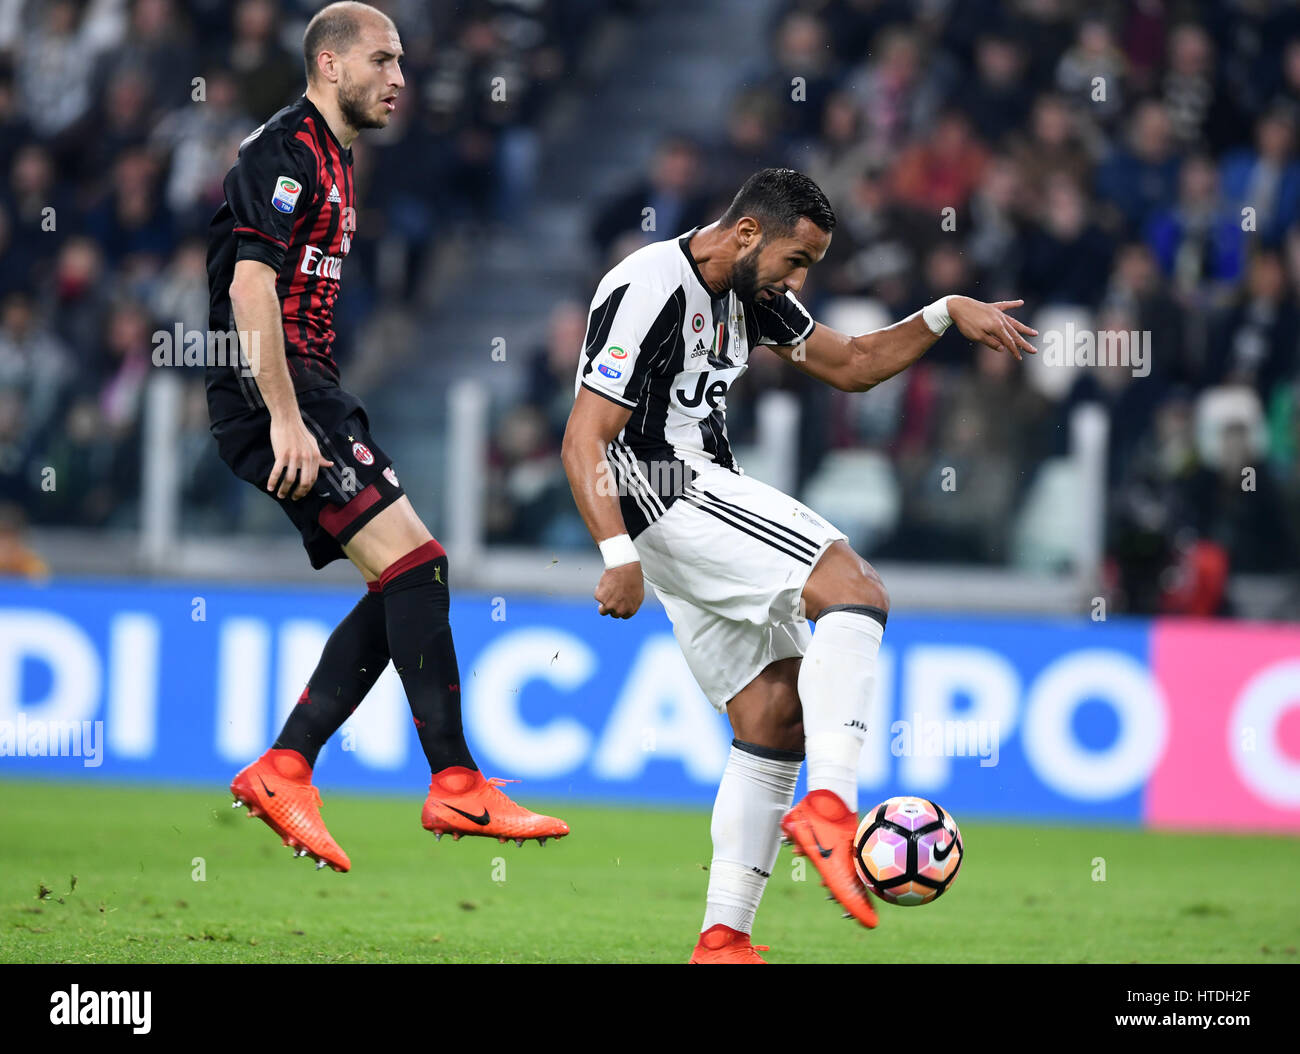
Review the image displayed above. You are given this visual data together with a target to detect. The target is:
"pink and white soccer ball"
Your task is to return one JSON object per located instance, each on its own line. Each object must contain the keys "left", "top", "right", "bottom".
{"left": 853, "top": 796, "right": 963, "bottom": 906}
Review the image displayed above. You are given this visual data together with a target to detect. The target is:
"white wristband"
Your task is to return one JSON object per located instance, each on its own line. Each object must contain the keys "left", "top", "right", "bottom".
{"left": 599, "top": 533, "right": 639, "bottom": 570}
{"left": 921, "top": 295, "right": 953, "bottom": 335}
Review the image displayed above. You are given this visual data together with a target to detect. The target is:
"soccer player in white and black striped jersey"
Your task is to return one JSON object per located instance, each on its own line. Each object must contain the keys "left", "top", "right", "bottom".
{"left": 562, "top": 168, "right": 1037, "bottom": 962}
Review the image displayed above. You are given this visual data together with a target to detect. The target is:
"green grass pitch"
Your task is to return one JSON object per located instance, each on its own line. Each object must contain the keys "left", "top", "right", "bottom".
{"left": 2, "top": 780, "right": 1297, "bottom": 964}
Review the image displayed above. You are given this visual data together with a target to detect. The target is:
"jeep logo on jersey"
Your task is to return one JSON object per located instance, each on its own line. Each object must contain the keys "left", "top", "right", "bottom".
{"left": 271, "top": 176, "right": 302, "bottom": 213}
{"left": 676, "top": 372, "right": 728, "bottom": 410}
{"left": 352, "top": 441, "right": 374, "bottom": 466}
{"left": 300, "top": 245, "right": 344, "bottom": 279}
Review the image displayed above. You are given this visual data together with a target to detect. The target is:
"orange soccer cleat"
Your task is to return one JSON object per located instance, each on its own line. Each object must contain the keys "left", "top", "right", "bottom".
{"left": 688, "top": 924, "right": 770, "bottom": 964}
{"left": 421, "top": 766, "right": 570, "bottom": 845}
{"left": 781, "top": 788, "right": 878, "bottom": 929}
{"left": 230, "top": 748, "right": 351, "bottom": 872}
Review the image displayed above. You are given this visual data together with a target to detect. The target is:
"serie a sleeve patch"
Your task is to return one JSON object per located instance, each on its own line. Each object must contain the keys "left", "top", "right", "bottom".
{"left": 271, "top": 176, "right": 303, "bottom": 214}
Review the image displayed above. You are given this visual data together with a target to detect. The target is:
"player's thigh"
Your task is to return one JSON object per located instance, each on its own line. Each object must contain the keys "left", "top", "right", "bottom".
{"left": 342, "top": 496, "right": 434, "bottom": 575}
{"left": 726, "top": 657, "right": 803, "bottom": 753}
{"left": 801, "top": 539, "right": 889, "bottom": 621}
{"left": 640, "top": 468, "right": 846, "bottom": 625}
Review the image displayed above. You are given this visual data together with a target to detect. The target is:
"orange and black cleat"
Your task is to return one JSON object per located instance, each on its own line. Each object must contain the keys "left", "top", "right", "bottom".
{"left": 781, "top": 789, "right": 878, "bottom": 929}
{"left": 688, "top": 924, "right": 770, "bottom": 964}
{"left": 230, "top": 748, "right": 351, "bottom": 873}
{"left": 421, "top": 766, "right": 570, "bottom": 846}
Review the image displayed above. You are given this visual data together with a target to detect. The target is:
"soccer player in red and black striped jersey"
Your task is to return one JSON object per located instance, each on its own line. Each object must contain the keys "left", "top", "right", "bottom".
{"left": 208, "top": 2, "right": 568, "bottom": 871}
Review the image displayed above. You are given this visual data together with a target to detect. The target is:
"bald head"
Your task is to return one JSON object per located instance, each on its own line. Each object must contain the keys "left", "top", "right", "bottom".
{"left": 302, "top": 1, "right": 404, "bottom": 138}
{"left": 304, "top": 2, "right": 395, "bottom": 85}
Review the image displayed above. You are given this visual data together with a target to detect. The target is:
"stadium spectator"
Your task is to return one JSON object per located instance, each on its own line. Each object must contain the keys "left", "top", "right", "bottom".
{"left": 5, "top": 144, "right": 67, "bottom": 284}
{"left": 1144, "top": 152, "right": 1246, "bottom": 297}
{"left": 959, "top": 30, "right": 1032, "bottom": 146}
{"left": 887, "top": 108, "right": 989, "bottom": 215}
{"left": 1219, "top": 105, "right": 1300, "bottom": 247}
{"left": 1206, "top": 250, "right": 1298, "bottom": 399}
{"left": 16, "top": 0, "right": 103, "bottom": 140}
{"left": 225, "top": 0, "right": 301, "bottom": 119}
{"left": 1095, "top": 99, "right": 1182, "bottom": 231}
{"left": 524, "top": 300, "right": 589, "bottom": 448}
{"left": 843, "top": 26, "right": 947, "bottom": 155}
{"left": 1019, "top": 175, "right": 1115, "bottom": 307}
{"left": 1009, "top": 92, "right": 1098, "bottom": 218}
{"left": 0, "top": 290, "right": 71, "bottom": 446}
{"left": 82, "top": 147, "right": 175, "bottom": 270}
{"left": 591, "top": 136, "right": 710, "bottom": 258}
{"left": 763, "top": 10, "right": 841, "bottom": 146}
{"left": 44, "top": 236, "right": 112, "bottom": 366}
{"left": 1055, "top": 16, "right": 1126, "bottom": 126}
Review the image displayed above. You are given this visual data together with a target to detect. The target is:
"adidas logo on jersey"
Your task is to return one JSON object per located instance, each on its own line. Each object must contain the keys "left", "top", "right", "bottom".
{"left": 327, "top": 183, "right": 341, "bottom": 203}
{"left": 688, "top": 338, "right": 708, "bottom": 359}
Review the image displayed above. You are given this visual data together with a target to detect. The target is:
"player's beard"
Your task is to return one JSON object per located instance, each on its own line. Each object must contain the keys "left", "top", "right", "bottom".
{"left": 338, "top": 69, "right": 386, "bottom": 130}
{"left": 730, "top": 240, "right": 765, "bottom": 303}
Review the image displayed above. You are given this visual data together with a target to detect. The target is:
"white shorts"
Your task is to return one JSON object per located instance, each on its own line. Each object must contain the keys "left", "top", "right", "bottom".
{"left": 633, "top": 464, "right": 847, "bottom": 712}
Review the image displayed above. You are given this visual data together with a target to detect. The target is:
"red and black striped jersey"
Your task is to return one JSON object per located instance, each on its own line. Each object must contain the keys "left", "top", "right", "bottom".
{"left": 206, "top": 94, "right": 356, "bottom": 418}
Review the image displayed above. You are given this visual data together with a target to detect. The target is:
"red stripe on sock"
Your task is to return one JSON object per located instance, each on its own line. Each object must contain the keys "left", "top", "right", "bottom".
{"left": 379, "top": 539, "right": 446, "bottom": 589}
{"left": 318, "top": 484, "right": 381, "bottom": 538}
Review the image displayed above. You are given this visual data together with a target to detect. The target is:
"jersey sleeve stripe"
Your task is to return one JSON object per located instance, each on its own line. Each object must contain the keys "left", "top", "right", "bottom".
{"left": 581, "top": 379, "right": 637, "bottom": 408}
{"left": 580, "top": 283, "right": 630, "bottom": 379}
{"left": 233, "top": 226, "right": 289, "bottom": 250}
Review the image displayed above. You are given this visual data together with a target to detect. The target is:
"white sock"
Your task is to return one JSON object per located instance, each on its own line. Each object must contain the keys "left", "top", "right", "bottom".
{"left": 701, "top": 740, "right": 802, "bottom": 935}
{"left": 798, "top": 606, "right": 886, "bottom": 812}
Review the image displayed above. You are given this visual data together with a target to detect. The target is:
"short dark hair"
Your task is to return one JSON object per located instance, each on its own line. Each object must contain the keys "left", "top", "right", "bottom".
{"left": 719, "top": 168, "right": 836, "bottom": 237}
{"left": 303, "top": 2, "right": 373, "bottom": 83}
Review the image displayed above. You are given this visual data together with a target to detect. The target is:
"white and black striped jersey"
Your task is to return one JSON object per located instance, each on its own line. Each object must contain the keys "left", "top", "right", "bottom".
{"left": 575, "top": 227, "right": 816, "bottom": 537}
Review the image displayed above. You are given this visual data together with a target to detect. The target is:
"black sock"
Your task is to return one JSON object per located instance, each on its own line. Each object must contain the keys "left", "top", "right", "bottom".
{"left": 273, "top": 585, "right": 390, "bottom": 767}
{"left": 380, "top": 541, "right": 477, "bottom": 773}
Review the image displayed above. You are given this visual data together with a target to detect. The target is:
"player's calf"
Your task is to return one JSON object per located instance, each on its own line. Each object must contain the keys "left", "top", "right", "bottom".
{"left": 785, "top": 540, "right": 889, "bottom": 927}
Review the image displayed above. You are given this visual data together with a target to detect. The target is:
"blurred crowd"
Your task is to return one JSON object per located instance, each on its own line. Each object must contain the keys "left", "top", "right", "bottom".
{"left": 3, "top": 0, "right": 1299, "bottom": 613}
{"left": 0, "top": 0, "right": 614, "bottom": 538}
{"left": 488, "top": 0, "right": 1300, "bottom": 613}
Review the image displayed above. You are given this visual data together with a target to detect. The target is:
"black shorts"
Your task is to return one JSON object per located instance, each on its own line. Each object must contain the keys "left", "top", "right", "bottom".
{"left": 210, "top": 386, "right": 405, "bottom": 569}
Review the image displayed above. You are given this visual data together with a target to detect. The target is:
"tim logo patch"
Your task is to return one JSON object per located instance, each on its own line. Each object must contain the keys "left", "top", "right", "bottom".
{"left": 597, "top": 363, "right": 622, "bottom": 379}
{"left": 272, "top": 176, "right": 302, "bottom": 213}
{"left": 352, "top": 441, "right": 374, "bottom": 466}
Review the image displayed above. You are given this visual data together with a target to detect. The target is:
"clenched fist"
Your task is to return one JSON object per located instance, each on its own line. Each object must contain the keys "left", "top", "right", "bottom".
{"left": 595, "top": 562, "right": 644, "bottom": 619}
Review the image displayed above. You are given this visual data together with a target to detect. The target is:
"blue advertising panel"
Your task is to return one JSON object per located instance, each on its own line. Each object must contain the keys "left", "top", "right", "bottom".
{"left": 1, "top": 580, "right": 1298, "bottom": 830}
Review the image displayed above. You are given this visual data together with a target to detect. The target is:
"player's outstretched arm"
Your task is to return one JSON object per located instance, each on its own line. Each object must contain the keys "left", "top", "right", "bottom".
{"left": 229, "top": 259, "right": 334, "bottom": 500}
{"left": 769, "top": 296, "right": 1038, "bottom": 393}
{"left": 561, "top": 386, "right": 644, "bottom": 619}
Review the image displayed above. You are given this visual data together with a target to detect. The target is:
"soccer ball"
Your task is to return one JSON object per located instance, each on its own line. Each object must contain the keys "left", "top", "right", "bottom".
{"left": 853, "top": 796, "right": 963, "bottom": 906}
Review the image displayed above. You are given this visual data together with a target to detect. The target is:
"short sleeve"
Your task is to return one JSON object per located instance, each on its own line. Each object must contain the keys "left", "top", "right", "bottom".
{"left": 754, "top": 290, "right": 815, "bottom": 346}
{"left": 224, "top": 124, "right": 315, "bottom": 273}
{"left": 576, "top": 281, "right": 679, "bottom": 408}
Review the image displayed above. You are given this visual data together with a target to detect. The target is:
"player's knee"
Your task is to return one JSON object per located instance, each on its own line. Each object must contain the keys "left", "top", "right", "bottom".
{"left": 806, "top": 563, "right": 889, "bottom": 621}
{"left": 858, "top": 564, "right": 889, "bottom": 614}
{"left": 736, "top": 694, "right": 803, "bottom": 753}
